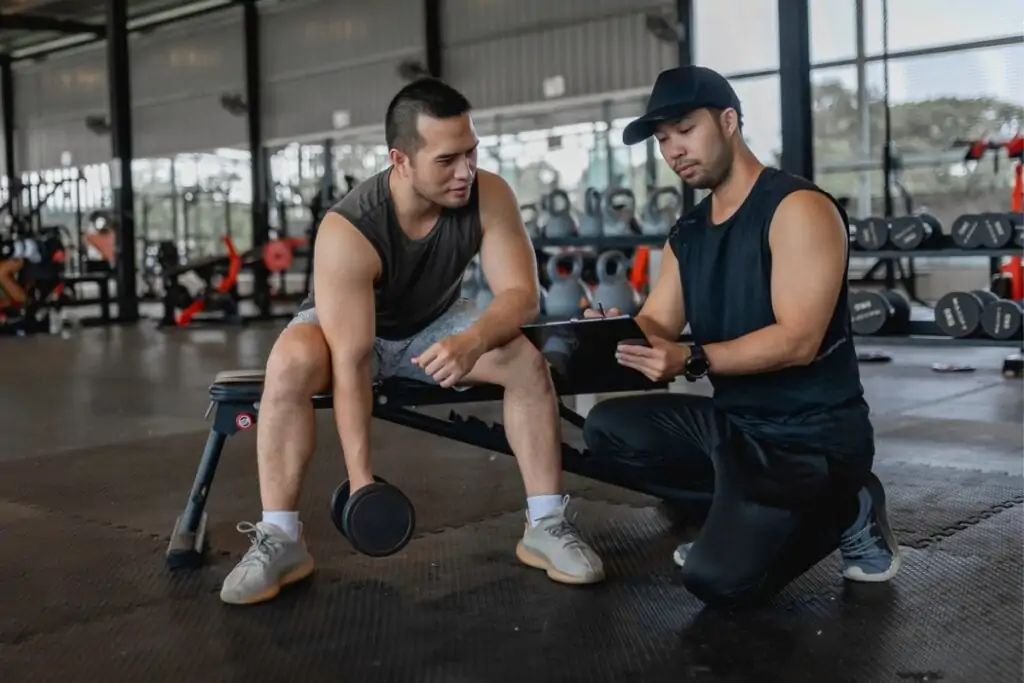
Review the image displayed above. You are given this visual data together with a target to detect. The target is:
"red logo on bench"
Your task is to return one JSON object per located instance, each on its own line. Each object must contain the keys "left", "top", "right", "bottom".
{"left": 236, "top": 413, "right": 255, "bottom": 430}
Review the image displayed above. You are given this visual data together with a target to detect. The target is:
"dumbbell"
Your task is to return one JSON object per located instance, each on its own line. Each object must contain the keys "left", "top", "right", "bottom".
{"left": 889, "top": 214, "right": 943, "bottom": 250}
{"left": 950, "top": 214, "right": 984, "bottom": 249}
{"left": 329, "top": 475, "right": 416, "bottom": 557}
{"left": 849, "top": 289, "right": 911, "bottom": 336}
{"left": 978, "top": 213, "right": 1015, "bottom": 248}
{"left": 854, "top": 217, "right": 891, "bottom": 251}
{"left": 980, "top": 298, "right": 1024, "bottom": 341}
{"left": 933, "top": 290, "right": 1000, "bottom": 338}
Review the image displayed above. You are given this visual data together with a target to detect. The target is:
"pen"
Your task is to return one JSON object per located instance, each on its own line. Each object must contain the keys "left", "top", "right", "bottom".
{"left": 597, "top": 303, "right": 606, "bottom": 318}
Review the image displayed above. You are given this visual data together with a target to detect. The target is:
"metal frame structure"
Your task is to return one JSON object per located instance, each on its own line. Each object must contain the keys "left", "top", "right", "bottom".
{"left": 0, "top": 0, "right": 1020, "bottom": 324}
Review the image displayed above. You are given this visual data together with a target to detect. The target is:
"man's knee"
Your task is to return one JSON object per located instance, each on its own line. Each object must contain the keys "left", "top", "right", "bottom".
{"left": 581, "top": 397, "right": 637, "bottom": 454}
{"left": 680, "top": 552, "right": 766, "bottom": 607}
{"left": 264, "top": 324, "right": 331, "bottom": 397}
{"left": 487, "top": 335, "right": 552, "bottom": 389}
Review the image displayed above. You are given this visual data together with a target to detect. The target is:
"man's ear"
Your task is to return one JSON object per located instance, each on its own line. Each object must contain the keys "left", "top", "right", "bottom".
{"left": 720, "top": 108, "right": 740, "bottom": 137}
{"left": 388, "top": 148, "right": 411, "bottom": 174}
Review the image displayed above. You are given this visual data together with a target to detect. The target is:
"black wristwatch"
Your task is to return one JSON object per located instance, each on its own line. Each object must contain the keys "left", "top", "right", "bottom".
{"left": 684, "top": 344, "right": 710, "bottom": 382}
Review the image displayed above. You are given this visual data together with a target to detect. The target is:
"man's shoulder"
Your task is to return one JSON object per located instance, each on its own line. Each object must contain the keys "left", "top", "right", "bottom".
{"left": 330, "top": 169, "right": 391, "bottom": 225}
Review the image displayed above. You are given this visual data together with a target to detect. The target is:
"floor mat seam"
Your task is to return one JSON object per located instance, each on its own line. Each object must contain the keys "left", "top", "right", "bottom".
{"left": 904, "top": 496, "right": 1024, "bottom": 550}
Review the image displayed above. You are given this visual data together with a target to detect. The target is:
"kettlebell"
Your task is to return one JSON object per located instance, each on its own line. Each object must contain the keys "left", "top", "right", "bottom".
{"left": 545, "top": 252, "right": 590, "bottom": 318}
{"left": 642, "top": 187, "right": 682, "bottom": 235}
{"left": 593, "top": 250, "right": 638, "bottom": 315}
{"left": 543, "top": 189, "right": 577, "bottom": 238}
{"left": 520, "top": 203, "right": 541, "bottom": 239}
{"left": 602, "top": 188, "right": 638, "bottom": 237}
{"left": 577, "top": 187, "right": 604, "bottom": 237}
{"left": 474, "top": 264, "right": 494, "bottom": 309}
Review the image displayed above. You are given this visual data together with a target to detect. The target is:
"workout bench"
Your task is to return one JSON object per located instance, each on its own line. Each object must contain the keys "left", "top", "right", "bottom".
{"left": 166, "top": 369, "right": 691, "bottom": 570}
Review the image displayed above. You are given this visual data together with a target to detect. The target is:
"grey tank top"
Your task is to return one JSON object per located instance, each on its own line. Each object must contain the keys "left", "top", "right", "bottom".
{"left": 300, "top": 168, "right": 483, "bottom": 340}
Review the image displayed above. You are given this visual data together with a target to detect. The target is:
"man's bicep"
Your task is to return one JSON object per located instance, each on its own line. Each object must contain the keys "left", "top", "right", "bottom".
{"left": 312, "top": 213, "right": 379, "bottom": 358}
{"left": 770, "top": 192, "right": 847, "bottom": 343}
{"left": 477, "top": 172, "right": 539, "bottom": 296}
{"left": 637, "top": 241, "right": 686, "bottom": 339}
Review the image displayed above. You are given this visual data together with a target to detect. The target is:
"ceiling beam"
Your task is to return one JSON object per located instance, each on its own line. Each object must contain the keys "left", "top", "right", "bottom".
{"left": 0, "top": 12, "right": 105, "bottom": 35}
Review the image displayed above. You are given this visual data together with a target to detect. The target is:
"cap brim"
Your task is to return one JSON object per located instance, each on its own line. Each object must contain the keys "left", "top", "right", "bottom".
{"left": 621, "top": 102, "right": 698, "bottom": 145}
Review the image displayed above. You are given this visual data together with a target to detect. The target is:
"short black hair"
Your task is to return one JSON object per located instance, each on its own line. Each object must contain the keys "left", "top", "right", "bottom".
{"left": 385, "top": 78, "right": 472, "bottom": 154}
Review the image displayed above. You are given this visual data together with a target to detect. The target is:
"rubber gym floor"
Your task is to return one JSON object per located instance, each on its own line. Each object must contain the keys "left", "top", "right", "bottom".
{"left": 0, "top": 324, "right": 1020, "bottom": 683}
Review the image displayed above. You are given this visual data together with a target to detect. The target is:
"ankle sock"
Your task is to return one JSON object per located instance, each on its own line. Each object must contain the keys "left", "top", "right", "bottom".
{"left": 527, "top": 494, "right": 564, "bottom": 526}
{"left": 262, "top": 510, "right": 300, "bottom": 541}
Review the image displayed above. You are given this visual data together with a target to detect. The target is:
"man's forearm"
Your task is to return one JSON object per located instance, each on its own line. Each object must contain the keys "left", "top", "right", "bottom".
{"left": 704, "top": 324, "right": 813, "bottom": 376}
{"left": 331, "top": 357, "right": 374, "bottom": 482}
{"left": 467, "top": 289, "right": 539, "bottom": 351}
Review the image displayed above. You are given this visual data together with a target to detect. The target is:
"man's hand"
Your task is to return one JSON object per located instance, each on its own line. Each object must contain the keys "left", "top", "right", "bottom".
{"left": 412, "top": 331, "right": 486, "bottom": 388}
{"left": 616, "top": 337, "right": 689, "bottom": 382}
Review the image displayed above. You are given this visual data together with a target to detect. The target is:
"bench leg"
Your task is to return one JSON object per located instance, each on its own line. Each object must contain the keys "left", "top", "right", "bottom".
{"left": 166, "top": 427, "right": 227, "bottom": 569}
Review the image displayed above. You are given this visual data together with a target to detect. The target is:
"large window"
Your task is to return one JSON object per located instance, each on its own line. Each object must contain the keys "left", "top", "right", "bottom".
{"left": 694, "top": 0, "right": 779, "bottom": 74}
{"left": 811, "top": 66, "right": 862, "bottom": 168}
{"left": 809, "top": 0, "right": 857, "bottom": 64}
{"left": 864, "top": 0, "right": 1024, "bottom": 55}
{"left": 732, "top": 75, "right": 782, "bottom": 164}
{"left": 866, "top": 43, "right": 1023, "bottom": 157}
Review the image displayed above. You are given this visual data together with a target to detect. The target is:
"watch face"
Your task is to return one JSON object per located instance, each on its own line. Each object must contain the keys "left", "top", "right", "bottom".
{"left": 689, "top": 356, "right": 710, "bottom": 376}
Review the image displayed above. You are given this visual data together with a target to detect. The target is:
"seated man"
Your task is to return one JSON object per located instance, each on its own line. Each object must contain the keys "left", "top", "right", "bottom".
{"left": 221, "top": 78, "right": 604, "bottom": 605}
{"left": 582, "top": 66, "right": 901, "bottom": 606}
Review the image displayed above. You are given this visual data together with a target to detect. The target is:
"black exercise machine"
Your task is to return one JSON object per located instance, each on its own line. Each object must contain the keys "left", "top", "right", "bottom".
{"left": 166, "top": 349, "right": 699, "bottom": 569}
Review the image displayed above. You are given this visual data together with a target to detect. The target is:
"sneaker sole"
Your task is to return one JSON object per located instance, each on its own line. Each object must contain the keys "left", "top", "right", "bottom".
{"left": 221, "top": 555, "right": 317, "bottom": 605}
{"left": 515, "top": 541, "right": 605, "bottom": 585}
{"left": 844, "top": 473, "right": 902, "bottom": 583}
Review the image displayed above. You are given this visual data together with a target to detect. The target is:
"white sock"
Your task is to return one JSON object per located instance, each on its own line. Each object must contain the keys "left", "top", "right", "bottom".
{"left": 262, "top": 510, "right": 300, "bottom": 541}
{"left": 527, "top": 494, "right": 564, "bottom": 526}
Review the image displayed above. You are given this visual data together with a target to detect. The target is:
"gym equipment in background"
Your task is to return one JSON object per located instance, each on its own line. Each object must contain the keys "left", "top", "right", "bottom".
{"left": 853, "top": 217, "right": 892, "bottom": 251}
{"left": 980, "top": 298, "right": 1023, "bottom": 341}
{"left": 545, "top": 252, "right": 590, "bottom": 318}
{"left": 934, "top": 290, "right": 1000, "bottom": 339}
{"left": 577, "top": 188, "right": 603, "bottom": 238}
{"left": 849, "top": 289, "right": 911, "bottom": 336}
{"left": 592, "top": 250, "right": 639, "bottom": 315}
{"left": 889, "top": 214, "right": 943, "bottom": 250}
{"left": 521, "top": 203, "right": 541, "bottom": 238}
{"left": 601, "top": 188, "right": 638, "bottom": 237}
{"left": 542, "top": 189, "right": 576, "bottom": 238}
{"left": 641, "top": 187, "right": 682, "bottom": 235}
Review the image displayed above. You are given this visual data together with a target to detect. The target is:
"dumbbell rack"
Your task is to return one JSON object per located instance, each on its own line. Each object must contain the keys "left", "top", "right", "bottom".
{"left": 850, "top": 245, "right": 1022, "bottom": 347}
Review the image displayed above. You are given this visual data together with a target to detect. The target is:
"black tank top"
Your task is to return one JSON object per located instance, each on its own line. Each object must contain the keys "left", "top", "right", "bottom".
{"left": 300, "top": 168, "right": 483, "bottom": 340}
{"left": 670, "top": 168, "right": 874, "bottom": 459}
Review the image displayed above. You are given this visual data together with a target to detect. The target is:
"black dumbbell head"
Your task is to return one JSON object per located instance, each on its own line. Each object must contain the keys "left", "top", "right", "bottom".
{"left": 934, "top": 291, "right": 986, "bottom": 338}
{"left": 950, "top": 214, "right": 984, "bottom": 249}
{"left": 341, "top": 481, "right": 415, "bottom": 557}
{"left": 980, "top": 299, "right": 1024, "bottom": 341}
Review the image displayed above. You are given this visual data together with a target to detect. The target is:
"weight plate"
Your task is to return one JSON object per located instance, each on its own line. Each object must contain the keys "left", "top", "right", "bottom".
{"left": 329, "top": 475, "right": 389, "bottom": 538}
{"left": 980, "top": 299, "right": 1024, "bottom": 340}
{"left": 950, "top": 214, "right": 983, "bottom": 249}
{"left": 849, "top": 290, "right": 889, "bottom": 335}
{"left": 934, "top": 291, "right": 984, "bottom": 338}
{"left": 978, "top": 213, "right": 1014, "bottom": 249}
{"left": 343, "top": 482, "right": 415, "bottom": 558}
{"left": 890, "top": 216, "right": 925, "bottom": 250}
{"left": 855, "top": 218, "right": 890, "bottom": 251}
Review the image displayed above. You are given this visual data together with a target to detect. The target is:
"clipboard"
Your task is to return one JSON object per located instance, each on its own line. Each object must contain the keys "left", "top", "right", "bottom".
{"left": 520, "top": 315, "right": 661, "bottom": 394}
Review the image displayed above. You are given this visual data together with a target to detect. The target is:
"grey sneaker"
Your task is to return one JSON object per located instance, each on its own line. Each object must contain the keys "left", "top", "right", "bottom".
{"left": 515, "top": 496, "right": 605, "bottom": 585}
{"left": 840, "top": 474, "right": 902, "bottom": 582}
{"left": 220, "top": 521, "right": 316, "bottom": 605}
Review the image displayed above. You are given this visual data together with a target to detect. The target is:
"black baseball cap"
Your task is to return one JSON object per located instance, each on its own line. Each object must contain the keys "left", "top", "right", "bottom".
{"left": 622, "top": 66, "right": 742, "bottom": 145}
